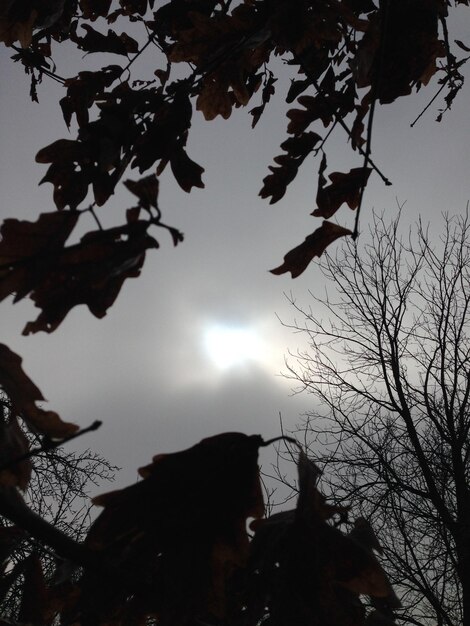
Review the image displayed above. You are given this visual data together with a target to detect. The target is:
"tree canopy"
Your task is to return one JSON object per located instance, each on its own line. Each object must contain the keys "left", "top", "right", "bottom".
{"left": 0, "top": 0, "right": 469, "bottom": 333}
{"left": 1, "top": 1, "right": 470, "bottom": 624}
{"left": 0, "top": 431, "right": 400, "bottom": 626}
{"left": 284, "top": 211, "right": 470, "bottom": 625}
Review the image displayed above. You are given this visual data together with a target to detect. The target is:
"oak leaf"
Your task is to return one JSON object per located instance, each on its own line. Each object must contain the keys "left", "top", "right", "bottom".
{"left": 196, "top": 76, "right": 234, "bottom": 120}
{"left": 260, "top": 132, "right": 321, "bottom": 204}
{"left": 170, "top": 147, "right": 205, "bottom": 193}
{"left": 72, "top": 24, "right": 139, "bottom": 56}
{"left": 82, "top": 433, "right": 265, "bottom": 625}
{"left": 244, "top": 451, "right": 399, "bottom": 626}
{"left": 22, "top": 222, "right": 158, "bottom": 335}
{"left": 270, "top": 221, "right": 352, "bottom": 278}
{"left": 124, "top": 174, "right": 160, "bottom": 209}
{"left": 0, "top": 417, "right": 31, "bottom": 490}
{"left": 314, "top": 164, "right": 372, "bottom": 219}
{"left": 0, "top": 7, "right": 37, "bottom": 47}
{"left": 0, "top": 343, "right": 77, "bottom": 439}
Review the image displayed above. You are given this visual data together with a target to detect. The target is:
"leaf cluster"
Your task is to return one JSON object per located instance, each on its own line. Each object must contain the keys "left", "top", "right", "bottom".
{"left": 0, "top": 432, "right": 400, "bottom": 626}
{"left": 0, "top": 0, "right": 467, "bottom": 339}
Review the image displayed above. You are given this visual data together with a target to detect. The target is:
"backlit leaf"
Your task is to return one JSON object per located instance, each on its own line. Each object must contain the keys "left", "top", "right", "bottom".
{"left": 314, "top": 166, "right": 372, "bottom": 219}
{"left": 0, "top": 344, "right": 78, "bottom": 439}
{"left": 83, "top": 433, "right": 265, "bottom": 624}
{"left": 0, "top": 418, "right": 32, "bottom": 490}
{"left": 270, "top": 222, "right": 352, "bottom": 278}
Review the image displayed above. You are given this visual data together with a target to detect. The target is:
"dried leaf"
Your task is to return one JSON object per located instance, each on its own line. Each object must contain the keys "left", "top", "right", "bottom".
{"left": 84, "top": 433, "right": 265, "bottom": 624}
{"left": 0, "top": 212, "right": 79, "bottom": 303}
{"left": 270, "top": 222, "right": 352, "bottom": 278}
{"left": 355, "top": 0, "right": 443, "bottom": 103}
{"left": 0, "top": 8, "right": 37, "bottom": 47}
{"left": 349, "top": 518, "right": 383, "bottom": 555}
{"left": 0, "top": 344, "right": 78, "bottom": 438}
{"left": 0, "top": 418, "right": 32, "bottom": 490}
{"left": 246, "top": 451, "right": 399, "bottom": 626}
{"left": 73, "top": 24, "right": 139, "bottom": 55}
{"left": 259, "top": 132, "right": 321, "bottom": 204}
{"left": 196, "top": 77, "right": 234, "bottom": 121}
{"left": 170, "top": 148, "right": 205, "bottom": 193}
{"left": 314, "top": 166, "right": 372, "bottom": 219}
{"left": 22, "top": 223, "right": 158, "bottom": 335}
{"left": 250, "top": 71, "right": 277, "bottom": 128}
{"left": 124, "top": 175, "right": 159, "bottom": 209}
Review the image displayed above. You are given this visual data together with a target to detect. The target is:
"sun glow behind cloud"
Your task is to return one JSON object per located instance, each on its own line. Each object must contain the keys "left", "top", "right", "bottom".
{"left": 203, "top": 324, "right": 263, "bottom": 370}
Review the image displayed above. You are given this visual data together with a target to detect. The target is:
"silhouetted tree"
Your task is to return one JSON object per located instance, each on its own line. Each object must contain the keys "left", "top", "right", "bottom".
{"left": 284, "top": 211, "right": 470, "bottom": 625}
{"left": 0, "top": 2, "right": 469, "bottom": 624}
{"left": 0, "top": 391, "right": 117, "bottom": 620}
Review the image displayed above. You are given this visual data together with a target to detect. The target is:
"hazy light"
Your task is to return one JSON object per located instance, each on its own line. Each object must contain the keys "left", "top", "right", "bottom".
{"left": 203, "top": 324, "right": 261, "bottom": 369}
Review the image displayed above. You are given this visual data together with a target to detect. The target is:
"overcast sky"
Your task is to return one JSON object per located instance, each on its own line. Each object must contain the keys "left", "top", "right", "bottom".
{"left": 1, "top": 4, "right": 470, "bottom": 493}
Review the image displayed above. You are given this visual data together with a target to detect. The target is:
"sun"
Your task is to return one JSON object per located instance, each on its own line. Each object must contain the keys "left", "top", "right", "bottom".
{"left": 203, "top": 324, "right": 261, "bottom": 370}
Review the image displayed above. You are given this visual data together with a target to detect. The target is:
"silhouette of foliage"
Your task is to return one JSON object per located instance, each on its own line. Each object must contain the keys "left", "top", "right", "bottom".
{"left": 0, "top": 392, "right": 117, "bottom": 622}
{"left": 283, "top": 211, "right": 470, "bottom": 625}
{"left": 0, "top": 0, "right": 467, "bottom": 327}
{"left": 0, "top": 432, "right": 400, "bottom": 626}
{"left": 0, "top": 2, "right": 469, "bottom": 623}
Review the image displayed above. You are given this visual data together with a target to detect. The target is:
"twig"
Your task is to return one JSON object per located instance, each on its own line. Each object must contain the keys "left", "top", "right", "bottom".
{"left": 353, "top": 91, "right": 376, "bottom": 240}
{"left": 87, "top": 204, "right": 104, "bottom": 230}
{"left": 410, "top": 77, "right": 449, "bottom": 128}
{"left": 353, "top": 0, "right": 391, "bottom": 239}
{"left": 0, "top": 487, "right": 100, "bottom": 569}
{"left": 293, "top": 53, "right": 392, "bottom": 187}
{"left": 0, "top": 420, "right": 102, "bottom": 473}
{"left": 262, "top": 434, "right": 301, "bottom": 450}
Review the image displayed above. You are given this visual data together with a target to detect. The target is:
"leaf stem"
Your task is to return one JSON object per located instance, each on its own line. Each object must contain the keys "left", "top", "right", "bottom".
{"left": 293, "top": 53, "right": 391, "bottom": 187}
{"left": 0, "top": 420, "right": 102, "bottom": 473}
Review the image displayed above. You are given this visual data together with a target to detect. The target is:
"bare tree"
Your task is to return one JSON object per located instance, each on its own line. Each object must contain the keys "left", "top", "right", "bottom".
{"left": 283, "top": 210, "right": 470, "bottom": 626}
{"left": 0, "top": 392, "right": 117, "bottom": 620}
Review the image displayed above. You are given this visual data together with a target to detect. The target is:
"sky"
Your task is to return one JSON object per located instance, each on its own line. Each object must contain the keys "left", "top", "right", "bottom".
{"left": 1, "top": 3, "right": 470, "bottom": 495}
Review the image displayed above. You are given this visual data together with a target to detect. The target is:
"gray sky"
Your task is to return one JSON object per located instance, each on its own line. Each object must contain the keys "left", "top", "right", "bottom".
{"left": 1, "top": 5, "right": 470, "bottom": 492}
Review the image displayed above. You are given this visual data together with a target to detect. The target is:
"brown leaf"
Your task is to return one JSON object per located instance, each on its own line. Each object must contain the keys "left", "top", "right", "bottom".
{"left": 124, "top": 174, "right": 160, "bottom": 209}
{"left": 349, "top": 517, "right": 383, "bottom": 555}
{"left": 335, "top": 541, "right": 394, "bottom": 598}
{"left": 354, "top": 0, "right": 443, "bottom": 103}
{"left": 79, "top": 0, "right": 113, "bottom": 20}
{"left": 132, "top": 94, "right": 192, "bottom": 172}
{"left": 0, "top": 213, "right": 158, "bottom": 335}
{"left": 0, "top": 418, "right": 32, "bottom": 490}
{"left": 246, "top": 451, "right": 394, "bottom": 626}
{"left": 314, "top": 166, "right": 372, "bottom": 219}
{"left": 297, "top": 451, "right": 349, "bottom": 523}
{"left": 22, "top": 223, "right": 158, "bottom": 335}
{"left": 270, "top": 222, "right": 352, "bottom": 278}
{"left": 196, "top": 76, "right": 234, "bottom": 120}
{"left": 287, "top": 94, "right": 334, "bottom": 135}
{"left": 72, "top": 23, "right": 139, "bottom": 55}
{"left": 59, "top": 66, "right": 124, "bottom": 129}
{"left": 84, "top": 433, "right": 265, "bottom": 624}
{"left": 250, "top": 71, "right": 277, "bottom": 128}
{"left": 259, "top": 132, "right": 321, "bottom": 204}
{"left": 0, "top": 344, "right": 78, "bottom": 438}
{"left": 0, "top": 212, "right": 79, "bottom": 303}
{"left": 0, "top": 8, "right": 37, "bottom": 47}
{"left": 295, "top": 454, "right": 393, "bottom": 600}
{"left": 170, "top": 148, "right": 205, "bottom": 193}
